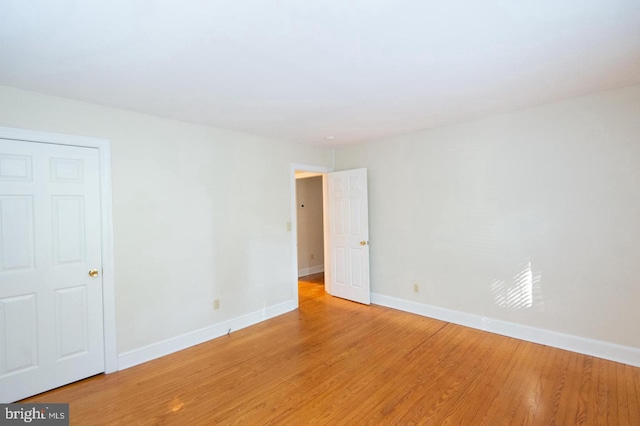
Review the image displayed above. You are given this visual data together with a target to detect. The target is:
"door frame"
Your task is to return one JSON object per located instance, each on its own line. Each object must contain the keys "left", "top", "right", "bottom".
{"left": 0, "top": 126, "right": 118, "bottom": 373}
{"left": 290, "top": 163, "right": 333, "bottom": 307}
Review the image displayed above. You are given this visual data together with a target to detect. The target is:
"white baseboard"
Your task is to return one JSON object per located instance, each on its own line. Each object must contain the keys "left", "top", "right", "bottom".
{"left": 371, "top": 293, "right": 640, "bottom": 368}
{"left": 118, "top": 300, "right": 296, "bottom": 370}
{"left": 298, "top": 265, "right": 324, "bottom": 277}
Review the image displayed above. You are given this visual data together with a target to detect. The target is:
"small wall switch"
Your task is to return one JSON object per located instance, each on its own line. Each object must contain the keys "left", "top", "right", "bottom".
{"left": 310, "top": 253, "right": 314, "bottom": 260}
{"left": 413, "top": 284, "right": 420, "bottom": 293}
{"left": 213, "top": 299, "right": 220, "bottom": 310}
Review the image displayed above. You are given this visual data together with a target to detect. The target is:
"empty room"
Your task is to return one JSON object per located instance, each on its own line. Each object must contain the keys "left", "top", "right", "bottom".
{"left": 0, "top": 0, "right": 639, "bottom": 424}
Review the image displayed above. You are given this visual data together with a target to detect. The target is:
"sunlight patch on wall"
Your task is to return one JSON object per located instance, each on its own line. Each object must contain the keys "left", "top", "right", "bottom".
{"left": 490, "top": 258, "right": 543, "bottom": 311}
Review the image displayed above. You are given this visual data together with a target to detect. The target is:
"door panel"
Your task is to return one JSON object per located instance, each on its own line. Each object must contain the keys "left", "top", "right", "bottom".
{"left": 328, "top": 168, "right": 370, "bottom": 305}
{"left": 0, "top": 196, "right": 35, "bottom": 271}
{"left": 0, "top": 294, "right": 38, "bottom": 375}
{"left": 0, "top": 139, "right": 104, "bottom": 402}
{"left": 55, "top": 285, "right": 89, "bottom": 360}
{"left": 0, "top": 154, "right": 33, "bottom": 181}
{"left": 52, "top": 196, "right": 86, "bottom": 264}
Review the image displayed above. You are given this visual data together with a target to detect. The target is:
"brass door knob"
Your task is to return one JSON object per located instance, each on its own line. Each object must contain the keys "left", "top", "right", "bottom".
{"left": 360, "top": 241, "right": 368, "bottom": 246}
{"left": 89, "top": 269, "right": 99, "bottom": 277}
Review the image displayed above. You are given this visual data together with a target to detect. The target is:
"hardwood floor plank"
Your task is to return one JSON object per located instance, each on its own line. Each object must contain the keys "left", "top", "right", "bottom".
{"left": 627, "top": 364, "right": 640, "bottom": 423}
{"left": 477, "top": 339, "right": 542, "bottom": 425}
{"left": 607, "top": 358, "right": 621, "bottom": 424}
{"left": 595, "top": 357, "right": 613, "bottom": 426}
{"left": 554, "top": 351, "right": 579, "bottom": 424}
{"left": 617, "top": 362, "right": 631, "bottom": 425}
{"left": 21, "top": 273, "right": 640, "bottom": 425}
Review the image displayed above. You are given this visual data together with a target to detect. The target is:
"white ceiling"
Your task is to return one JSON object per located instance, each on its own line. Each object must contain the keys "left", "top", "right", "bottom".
{"left": 1, "top": 0, "right": 639, "bottom": 146}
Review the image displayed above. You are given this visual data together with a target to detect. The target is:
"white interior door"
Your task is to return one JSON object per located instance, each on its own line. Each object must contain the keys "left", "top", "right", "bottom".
{"left": 327, "top": 168, "right": 370, "bottom": 305}
{"left": 0, "top": 140, "right": 104, "bottom": 402}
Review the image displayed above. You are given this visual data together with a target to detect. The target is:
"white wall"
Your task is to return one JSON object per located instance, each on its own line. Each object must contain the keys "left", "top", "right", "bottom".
{"left": 335, "top": 84, "right": 640, "bottom": 350}
{"left": 0, "top": 85, "right": 333, "bottom": 356}
{"left": 296, "top": 176, "right": 324, "bottom": 276}
{"left": 3, "top": 82, "right": 639, "bottom": 365}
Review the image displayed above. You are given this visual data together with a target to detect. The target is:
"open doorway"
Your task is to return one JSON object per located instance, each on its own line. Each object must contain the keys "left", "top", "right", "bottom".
{"left": 290, "top": 164, "right": 332, "bottom": 306}
{"left": 295, "top": 171, "right": 326, "bottom": 298}
{"left": 290, "top": 164, "right": 371, "bottom": 306}
{"left": 295, "top": 172, "right": 324, "bottom": 276}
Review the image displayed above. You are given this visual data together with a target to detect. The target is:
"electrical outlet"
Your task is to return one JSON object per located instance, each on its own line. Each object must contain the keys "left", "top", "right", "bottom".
{"left": 213, "top": 299, "right": 220, "bottom": 310}
{"left": 413, "top": 284, "right": 420, "bottom": 293}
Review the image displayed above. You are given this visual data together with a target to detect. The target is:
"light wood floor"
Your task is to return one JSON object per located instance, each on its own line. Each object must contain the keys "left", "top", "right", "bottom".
{"left": 24, "top": 273, "right": 639, "bottom": 425}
